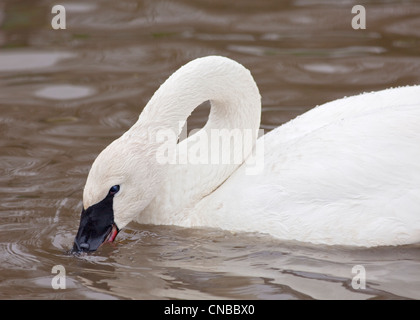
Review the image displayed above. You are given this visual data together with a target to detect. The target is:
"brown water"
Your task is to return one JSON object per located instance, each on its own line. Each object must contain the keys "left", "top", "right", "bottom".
{"left": 1, "top": 0, "right": 420, "bottom": 300}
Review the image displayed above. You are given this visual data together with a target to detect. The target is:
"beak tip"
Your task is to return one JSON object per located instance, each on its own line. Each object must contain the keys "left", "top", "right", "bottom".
{"left": 71, "top": 224, "right": 119, "bottom": 254}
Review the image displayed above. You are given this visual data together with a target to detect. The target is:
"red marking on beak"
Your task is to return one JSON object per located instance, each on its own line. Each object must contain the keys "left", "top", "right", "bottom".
{"left": 107, "top": 224, "right": 119, "bottom": 242}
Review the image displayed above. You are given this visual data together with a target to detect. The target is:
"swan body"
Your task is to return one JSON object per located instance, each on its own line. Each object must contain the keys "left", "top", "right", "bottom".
{"left": 187, "top": 86, "right": 420, "bottom": 246}
{"left": 73, "top": 56, "right": 420, "bottom": 251}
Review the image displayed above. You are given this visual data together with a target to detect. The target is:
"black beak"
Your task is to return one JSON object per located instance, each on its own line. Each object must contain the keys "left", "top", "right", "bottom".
{"left": 71, "top": 194, "right": 119, "bottom": 253}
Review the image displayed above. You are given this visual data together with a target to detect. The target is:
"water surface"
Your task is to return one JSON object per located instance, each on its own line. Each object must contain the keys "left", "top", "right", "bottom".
{"left": 1, "top": 0, "right": 420, "bottom": 299}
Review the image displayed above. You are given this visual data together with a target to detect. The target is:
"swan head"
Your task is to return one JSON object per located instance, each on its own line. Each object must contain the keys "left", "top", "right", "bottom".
{"left": 70, "top": 55, "right": 262, "bottom": 253}
{"left": 72, "top": 136, "right": 161, "bottom": 253}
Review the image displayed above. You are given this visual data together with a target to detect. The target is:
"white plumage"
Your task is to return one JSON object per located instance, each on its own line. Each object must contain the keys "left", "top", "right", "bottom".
{"left": 83, "top": 56, "right": 420, "bottom": 247}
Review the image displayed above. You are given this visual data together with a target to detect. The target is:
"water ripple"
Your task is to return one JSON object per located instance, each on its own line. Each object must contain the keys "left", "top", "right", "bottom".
{"left": 1, "top": 0, "right": 419, "bottom": 300}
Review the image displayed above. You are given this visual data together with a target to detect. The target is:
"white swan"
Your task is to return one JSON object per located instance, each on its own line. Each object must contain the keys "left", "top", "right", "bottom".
{"left": 72, "top": 56, "right": 420, "bottom": 252}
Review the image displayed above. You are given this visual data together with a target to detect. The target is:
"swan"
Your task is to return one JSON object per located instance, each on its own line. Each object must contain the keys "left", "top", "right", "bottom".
{"left": 72, "top": 55, "right": 420, "bottom": 252}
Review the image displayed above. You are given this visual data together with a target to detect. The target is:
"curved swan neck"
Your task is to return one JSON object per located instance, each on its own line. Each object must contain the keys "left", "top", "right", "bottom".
{"left": 135, "top": 56, "right": 261, "bottom": 137}
{"left": 129, "top": 56, "right": 262, "bottom": 225}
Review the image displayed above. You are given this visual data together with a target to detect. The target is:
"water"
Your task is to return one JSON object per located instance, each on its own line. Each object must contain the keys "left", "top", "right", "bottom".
{"left": 1, "top": 0, "right": 419, "bottom": 300}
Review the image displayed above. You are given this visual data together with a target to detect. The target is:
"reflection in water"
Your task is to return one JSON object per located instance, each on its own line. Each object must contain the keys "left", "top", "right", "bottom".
{"left": 0, "top": 51, "right": 75, "bottom": 72}
{"left": 0, "top": 0, "right": 420, "bottom": 299}
{"left": 35, "top": 84, "right": 95, "bottom": 100}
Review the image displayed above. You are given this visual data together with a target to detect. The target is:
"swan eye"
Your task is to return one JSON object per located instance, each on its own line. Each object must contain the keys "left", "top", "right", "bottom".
{"left": 108, "top": 185, "right": 120, "bottom": 196}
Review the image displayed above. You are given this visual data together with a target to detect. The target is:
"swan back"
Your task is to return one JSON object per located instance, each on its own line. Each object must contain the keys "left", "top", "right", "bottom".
{"left": 191, "top": 85, "right": 420, "bottom": 246}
